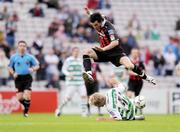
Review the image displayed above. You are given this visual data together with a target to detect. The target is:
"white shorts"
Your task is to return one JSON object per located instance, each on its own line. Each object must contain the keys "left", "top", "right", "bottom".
{"left": 64, "top": 84, "right": 87, "bottom": 99}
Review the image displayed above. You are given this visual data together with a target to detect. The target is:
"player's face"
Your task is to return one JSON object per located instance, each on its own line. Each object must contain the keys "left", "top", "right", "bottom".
{"left": 18, "top": 42, "right": 27, "bottom": 53}
{"left": 131, "top": 49, "right": 139, "bottom": 59}
{"left": 91, "top": 21, "right": 101, "bottom": 31}
{"left": 72, "top": 48, "right": 79, "bottom": 58}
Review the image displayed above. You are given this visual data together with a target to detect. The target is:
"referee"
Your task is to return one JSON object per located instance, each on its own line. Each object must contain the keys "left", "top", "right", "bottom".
{"left": 8, "top": 40, "right": 39, "bottom": 117}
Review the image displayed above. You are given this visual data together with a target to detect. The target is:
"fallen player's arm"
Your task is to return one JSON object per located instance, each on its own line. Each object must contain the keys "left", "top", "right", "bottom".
{"left": 96, "top": 117, "right": 118, "bottom": 121}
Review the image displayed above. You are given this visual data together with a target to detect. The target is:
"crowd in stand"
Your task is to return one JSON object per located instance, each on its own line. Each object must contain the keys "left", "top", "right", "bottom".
{"left": 0, "top": 0, "right": 180, "bottom": 88}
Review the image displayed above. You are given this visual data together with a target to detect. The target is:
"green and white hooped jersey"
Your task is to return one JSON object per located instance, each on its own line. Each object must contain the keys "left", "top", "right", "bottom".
{"left": 62, "top": 56, "right": 84, "bottom": 86}
{"left": 106, "top": 86, "right": 135, "bottom": 120}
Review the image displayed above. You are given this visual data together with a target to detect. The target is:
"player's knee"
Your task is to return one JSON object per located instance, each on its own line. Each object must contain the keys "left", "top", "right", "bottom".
{"left": 23, "top": 93, "right": 31, "bottom": 100}
{"left": 83, "top": 49, "right": 90, "bottom": 55}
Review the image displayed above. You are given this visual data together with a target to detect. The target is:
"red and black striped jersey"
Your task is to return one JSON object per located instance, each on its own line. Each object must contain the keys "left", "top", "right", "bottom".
{"left": 97, "top": 20, "right": 120, "bottom": 48}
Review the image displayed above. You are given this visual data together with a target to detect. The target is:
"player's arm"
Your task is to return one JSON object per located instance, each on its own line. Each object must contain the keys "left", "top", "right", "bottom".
{"left": 62, "top": 59, "right": 70, "bottom": 76}
{"left": 84, "top": 7, "right": 93, "bottom": 16}
{"left": 8, "top": 55, "right": 17, "bottom": 78}
{"left": 96, "top": 117, "right": 117, "bottom": 121}
{"left": 29, "top": 55, "right": 40, "bottom": 72}
{"left": 102, "top": 40, "right": 119, "bottom": 51}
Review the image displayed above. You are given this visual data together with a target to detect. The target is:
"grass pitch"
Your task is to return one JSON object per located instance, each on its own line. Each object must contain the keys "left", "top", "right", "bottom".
{"left": 0, "top": 114, "right": 180, "bottom": 132}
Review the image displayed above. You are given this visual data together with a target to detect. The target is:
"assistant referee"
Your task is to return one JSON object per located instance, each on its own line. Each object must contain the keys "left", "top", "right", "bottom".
{"left": 8, "top": 40, "right": 39, "bottom": 117}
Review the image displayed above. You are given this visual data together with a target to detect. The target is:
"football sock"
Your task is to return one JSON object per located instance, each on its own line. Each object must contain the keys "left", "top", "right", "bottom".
{"left": 58, "top": 97, "right": 70, "bottom": 111}
{"left": 83, "top": 55, "right": 91, "bottom": 71}
{"left": 87, "top": 103, "right": 90, "bottom": 114}
{"left": 81, "top": 98, "right": 87, "bottom": 115}
{"left": 132, "top": 65, "right": 147, "bottom": 79}
{"left": 23, "top": 100, "right": 30, "bottom": 114}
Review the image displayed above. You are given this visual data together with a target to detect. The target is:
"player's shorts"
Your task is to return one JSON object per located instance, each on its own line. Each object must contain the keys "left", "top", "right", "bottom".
{"left": 128, "top": 79, "right": 143, "bottom": 96}
{"left": 15, "top": 74, "right": 33, "bottom": 92}
{"left": 85, "top": 80, "right": 99, "bottom": 96}
{"left": 64, "top": 84, "right": 87, "bottom": 99}
{"left": 92, "top": 45, "right": 126, "bottom": 67}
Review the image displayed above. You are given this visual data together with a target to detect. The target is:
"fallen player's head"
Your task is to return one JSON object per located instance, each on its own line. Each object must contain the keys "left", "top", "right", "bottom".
{"left": 89, "top": 92, "right": 106, "bottom": 107}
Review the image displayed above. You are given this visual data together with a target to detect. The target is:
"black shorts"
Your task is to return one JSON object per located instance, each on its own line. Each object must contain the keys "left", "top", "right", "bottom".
{"left": 15, "top": 74, "right": 33, "bottom": 92}
{"left": 92, "top": 45, "right": 126, "bottom": 67}
{"left": 128, "top": 79, "right": 143, "bottom": 96}
{"left": 85, "top": 80, "right": 99, "bottom": 96}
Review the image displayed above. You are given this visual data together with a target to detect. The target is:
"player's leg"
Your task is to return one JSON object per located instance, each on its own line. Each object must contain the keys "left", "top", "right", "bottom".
{"left": 22, "top": 75, "right": 33, "bottom": 117}
{"left": 23, "top": 90, "right": 31, "bottom": 117}
{"left": 82, "top": 49, "right": 98, "bottom": 83}
{"left": 135, "top": 81, "right": 144, "bottom": 115}
{"left": 79, "top": 85, "right": 88, "bottom": 117}
{"left": 55, "top": 86, "right": 75, "bottom": 117}
{"left": 127, "top": 80, "right": 135, "bottom": 99}
{"left": 134, "top": 115, "right": 145, "bottom": 120}
{"left": 85, "top": 82, "right": 94, "bottom": 115}
{"left": 120, "top": 56, "right": 156, "bottom": 85}
{"left": 16, "top": 92, "right": 24, "bottom": 105}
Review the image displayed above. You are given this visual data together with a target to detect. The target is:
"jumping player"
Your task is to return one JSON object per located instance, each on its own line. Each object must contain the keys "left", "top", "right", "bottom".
{"left": 82, "top": 7, "right": 156, "bottom": 85}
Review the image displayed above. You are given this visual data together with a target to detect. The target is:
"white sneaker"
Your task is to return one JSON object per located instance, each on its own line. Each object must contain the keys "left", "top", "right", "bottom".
{"left": 23, "top": 113, "right": 29, "bottom": 117}
{"left": 81, "top": 113, "right": 88, "bottom": 117}
{"left": 55, "top": 109, "right": 61, "bottom": 117}
{"left": 82, "top": 71, "right": 94, "bottom": 83}
{"left": 146, "top": 75, "right": 156, "bottom": 85}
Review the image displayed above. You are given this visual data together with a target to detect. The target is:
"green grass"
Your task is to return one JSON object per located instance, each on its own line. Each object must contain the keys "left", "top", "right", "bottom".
{"left": 0, "top": 114, "right": 180, "bottom": 132}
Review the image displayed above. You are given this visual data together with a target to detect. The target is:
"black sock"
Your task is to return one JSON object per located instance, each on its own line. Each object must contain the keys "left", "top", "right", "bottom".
{"left": 83, "top": 55, "right": 91, "bottom": 71}
{"left": 132, "top": 65, "right": 147, "bottom": 79}
{"left": 87, "top": 103, "right": 90, "bottom": 114}
{"left": 23, "top": 100, "right": 31, "bottom": 114}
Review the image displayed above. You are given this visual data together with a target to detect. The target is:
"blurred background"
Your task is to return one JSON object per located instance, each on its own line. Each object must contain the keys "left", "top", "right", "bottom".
{"left": 0, "top": 0, "right": 180, "bottom": 115}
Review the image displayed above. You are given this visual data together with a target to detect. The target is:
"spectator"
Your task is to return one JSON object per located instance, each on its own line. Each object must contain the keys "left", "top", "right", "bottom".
{"left": 0, "top": 49, "right": 9, "bottom": 86}
{"left": 32, "top": 33, "right": 44, "bottom": 55}
{"left": 144, "top": 25, "right": 151, "bottom": 40}
{"left": 5, "top": 16, "right": 17, "bottom": 48}
{"left": 164, "top": 36, "right": 179, "bottom": 62}
{"left": 54, "top": 25, "right": 69, "bottom": 43}
{"left": 127, "top": 30, "right": 138, "bottom": 48}
{"left": 48, "top": 17, "right": 60, "bottom": 36}
{"left": 144, "top": 46, "right": 152, "bottom": 65}
{"left": 175, "top": 17, "right": 180, "bottom": 31}
{"left": 152, "top": 49, "right": 165, "bottom": 76}
{"left": 163, "top": 48, "right": 176, "bottom": 76}
{"left": 29, "top": 3, "right": 44, "bottom": 17}
{"left": 39, "top": 0, "right": 59, "bottom": 9}
{"left": 44, "top": 49, "right": 59, "bottom": 85}
{"left": 121, "top": 36, "right": 132, "bottom": 56}
{"left": 46, "top": 74, "right": 61, "bottom": 90}
{"left": 0, "top": 6, "right": 9, "bottom": 21}
{"left": 175, "top": 61, "right": 180, "bottom": 87}
{"left": 151, "top": 22, "right": 160, "bottom": 40}
{"left": 36, "top": 52, "right": 46, "bottom": 81}
{"left": 87, "top": 0, "right": 99, "bottom": 9}
{"left": 0, "top": 38, "right": 10, "bottom": 58}
{"left": 127, "top": 14, "right": 141, "bottom": 31}
{"left": 11, "top": 11, "right": 19, "bottom": 22}
{"left": 98, "top": 0, "right": 111, "bottom": 9}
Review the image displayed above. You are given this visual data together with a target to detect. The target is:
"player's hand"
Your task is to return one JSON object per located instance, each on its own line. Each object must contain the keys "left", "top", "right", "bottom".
{"left": 13, "top": 73, "right": 18, "bottom": 79}
{"left": 94, "top": 46, "right": 104, "bottom": 52}
{"left": 29, "top": 68, "right": 34, "bottom": 73}
{"left": 84, "top": 7, "right": 92, "bottom": 15}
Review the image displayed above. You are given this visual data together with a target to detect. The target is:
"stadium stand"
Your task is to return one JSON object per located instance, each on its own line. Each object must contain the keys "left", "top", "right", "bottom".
{"left": 0, "top": 0, "right": 180, "bottom": 90}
